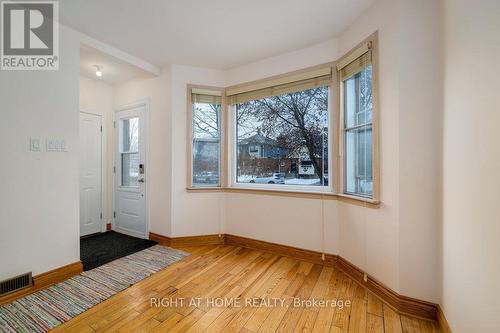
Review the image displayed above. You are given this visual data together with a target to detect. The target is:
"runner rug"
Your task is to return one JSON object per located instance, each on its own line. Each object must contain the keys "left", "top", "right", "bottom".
{"left": 0, "top": 245, "right": 188, "bottom": 333}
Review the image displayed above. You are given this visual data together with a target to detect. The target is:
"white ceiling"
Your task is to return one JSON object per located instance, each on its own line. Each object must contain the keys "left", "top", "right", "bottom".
{"left": 80, "top": 45, "right": 153, "bottom": 85}
{"left": 61, "top": 0, "right": 375, "bottom": 70}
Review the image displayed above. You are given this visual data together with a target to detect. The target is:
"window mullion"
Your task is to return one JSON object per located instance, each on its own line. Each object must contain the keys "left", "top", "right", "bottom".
{"left": 344, "top": 122, "right": 372, "bottom": 132}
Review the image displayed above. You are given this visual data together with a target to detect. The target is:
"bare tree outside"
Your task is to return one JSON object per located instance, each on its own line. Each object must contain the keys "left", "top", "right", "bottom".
{"left": 192, "top": 103, "right": 220, "bottom": 185}
{"left": 192, "top": 103, "right": 220, "bottom": 139}
{"left": 121, "top": 117, "right": 140, "bottom": 186}
{"left": 237, "top": 86, "right": 329, "bottom": 182}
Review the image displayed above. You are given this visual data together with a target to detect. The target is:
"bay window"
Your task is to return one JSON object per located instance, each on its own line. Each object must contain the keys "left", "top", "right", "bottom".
{"left": 187, "top": 33, "right": 378, "bottom": 205}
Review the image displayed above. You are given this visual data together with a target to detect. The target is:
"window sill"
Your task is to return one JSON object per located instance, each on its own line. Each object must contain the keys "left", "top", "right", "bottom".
{"left": 335, "top": 193, "right": 380, "bottom": 208}
{"left": 186, "top": 186, "right": 380, "bottom": 208}
{"left": 186, "top": 186, "right": 223, "bottom": 192}
{"left": 225, "top": 186, "right": 333, "bottom": 199}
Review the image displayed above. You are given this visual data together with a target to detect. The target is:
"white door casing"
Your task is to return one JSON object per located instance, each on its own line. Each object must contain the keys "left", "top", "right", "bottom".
{"left": 114, "top": 101, "right": 148, "bottom": 239}
{"left": 80, "top": 112, "right": 102, "bottom": 236}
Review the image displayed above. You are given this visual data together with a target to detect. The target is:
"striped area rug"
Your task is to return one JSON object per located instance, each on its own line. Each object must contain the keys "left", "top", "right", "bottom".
{"left": 0, "top": 245, "right": 188, "bottom": 333}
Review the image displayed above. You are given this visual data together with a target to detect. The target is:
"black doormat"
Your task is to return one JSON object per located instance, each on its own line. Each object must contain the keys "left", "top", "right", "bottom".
{"left": 80, "top": 231, "right": 157, "bottom": 271}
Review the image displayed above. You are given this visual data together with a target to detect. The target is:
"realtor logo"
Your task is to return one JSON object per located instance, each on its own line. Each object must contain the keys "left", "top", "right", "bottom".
{"left": 1, "top": 1, "right": 59, "bottom": 70}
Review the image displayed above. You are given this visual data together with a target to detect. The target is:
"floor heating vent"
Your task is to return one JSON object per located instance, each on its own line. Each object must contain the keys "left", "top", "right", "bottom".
{"left": 0, "top": 272, "right": 33, "bottom": 296}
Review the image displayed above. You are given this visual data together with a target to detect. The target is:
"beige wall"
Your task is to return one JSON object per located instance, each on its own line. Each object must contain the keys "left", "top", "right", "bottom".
{"left": 225, "top": 194, "right": 339, "bottom": 254}
{"left": 398, "top": 0, "right": 442, "bottom": 303}
{"left": 441, "top": 0, "right": 500, "bottom": 331}
{"left": 79, "top": 77, "right": 114, "bottom": 225}
{"left": 336, "top": 0, "right": 401, "bottom": 295}
{"left": 225, "top": 38, "right": 338, "bottom": 86}
{"left": 0, "top": 26, "right": 81, "bottom": 280}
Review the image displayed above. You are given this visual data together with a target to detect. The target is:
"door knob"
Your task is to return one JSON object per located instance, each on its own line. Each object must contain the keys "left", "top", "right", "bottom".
{"left": 138, "top": 179, "right": 145, "bottom": 183}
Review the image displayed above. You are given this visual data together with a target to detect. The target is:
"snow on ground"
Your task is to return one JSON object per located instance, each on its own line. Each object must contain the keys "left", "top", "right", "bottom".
{"left": 237, "top": 175, "right": 321, "bottom": 186}
{"left": 285, "top": 178, "right": 321, "bottom": 185}
{"left": 237, "top": 175, "right": 255, "bottom": 182}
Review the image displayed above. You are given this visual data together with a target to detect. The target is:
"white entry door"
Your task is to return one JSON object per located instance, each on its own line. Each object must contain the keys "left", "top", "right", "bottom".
{"left": 114, "top": 104, "right": 148, "bottom": 238}
{"left": 80, "top": 112, "right": 102, "bottom": 236}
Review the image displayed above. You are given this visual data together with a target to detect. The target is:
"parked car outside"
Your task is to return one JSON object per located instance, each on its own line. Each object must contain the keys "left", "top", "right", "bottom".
{"left": 249, "top": 172, "right": 285, "bottom": 184}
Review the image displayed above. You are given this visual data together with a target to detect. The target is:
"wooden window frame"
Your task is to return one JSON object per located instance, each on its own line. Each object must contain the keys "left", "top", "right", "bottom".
{"left": 186, "top": 32, "right": 380, "bottom": 208}
{"left": 187, "top": 84, "right": 227, "bottom": 189}
{"left": 226, "top": 95, "right": 333, "bottom": 194}
{"left": 337, "top": 32, "right": 380, "bottom": 202}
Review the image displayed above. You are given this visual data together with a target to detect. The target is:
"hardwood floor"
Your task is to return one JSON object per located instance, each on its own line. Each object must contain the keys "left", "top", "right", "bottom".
{"left": 52, "top": 245, "right": 442, "bottom": 333}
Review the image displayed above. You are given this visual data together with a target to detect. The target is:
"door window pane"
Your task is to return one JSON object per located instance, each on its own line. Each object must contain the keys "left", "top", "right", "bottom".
{"left": 120, "top": 117, "right": 140, "bottom": 187}
{"left": 122, "top": 152, "right": 139, "bottom": 186}
{"left": 121, "top": 117, "right": 139, "bottom": 152}
{"left": 192, "top": 102, "right": 220, "bottom": 186}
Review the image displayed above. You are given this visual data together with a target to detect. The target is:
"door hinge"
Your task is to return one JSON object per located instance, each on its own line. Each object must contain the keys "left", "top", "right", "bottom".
{"left": 100, "top": 125, "right": 103, "bottom": 132}
{"left": 113, "top": 121, "right": 116, "bottom": 128}
{"left": 113, "top": 211, "right": 116, "bottom": 218}
{"left": 100, "top": 212, "right": 102, "bottom": 219}
{"left": 113, "top": 166, "right": 116, "bottom": 174}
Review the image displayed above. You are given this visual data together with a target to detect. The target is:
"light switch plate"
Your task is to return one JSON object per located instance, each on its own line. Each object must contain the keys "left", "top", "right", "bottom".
{"left": 47, "top": 140, "right": 56, "bottom": 151}
{"left": 30, "top": 138, "right": 40, "bottom": 152}
{"left": 47, "top": 139, "right": 67, "bottom": 152}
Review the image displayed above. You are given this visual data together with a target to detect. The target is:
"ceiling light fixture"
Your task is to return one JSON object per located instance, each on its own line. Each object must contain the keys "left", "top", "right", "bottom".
{"left": 94, "top": 65, "right": 103, "bottom": 77}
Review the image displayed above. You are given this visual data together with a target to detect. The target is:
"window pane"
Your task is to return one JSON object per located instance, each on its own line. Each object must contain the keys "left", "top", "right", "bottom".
{"left": 121, "top": 117, "right": 139, "bottom": 152}
{"left": 120, "top": 117, "right": 140, "bottom": 187}
{"left": 192, "top": 102, "right": 220, "bottom": 186}
{"left": 193, "top": 103, "right": 220, "bottom": 139}
{"left": 345, "top": 126, "right": 373, "bottom": 197}
{"left": 344, "top": 64, "right": 373, "bottom": 197}
{"left": 122, "top": 152, "right": 139, "bottom": 187}
{"left": 193, "top": 140, "right": 220, "bottom": 185}
{"left": 344, "top": 65, "right": 372, "bottom": 128}
{"left": 236, "top": 86, "right": 329, "bottom": 187}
